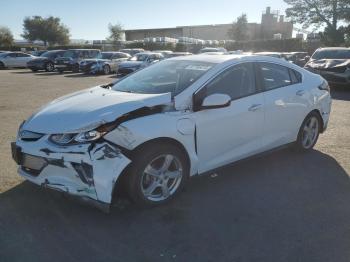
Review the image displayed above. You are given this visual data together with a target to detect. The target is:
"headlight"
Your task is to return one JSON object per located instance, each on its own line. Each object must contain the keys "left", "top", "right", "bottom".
{"left": 49, "top": 122, "right": 117, "bottom": 145}
{"left": 75, "top": 130, "right": 105, "bottom": 142}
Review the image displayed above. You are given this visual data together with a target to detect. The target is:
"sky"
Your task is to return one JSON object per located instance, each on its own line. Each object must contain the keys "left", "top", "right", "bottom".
{"left": 0, "top": 0, "right": 289, "bottom": 40}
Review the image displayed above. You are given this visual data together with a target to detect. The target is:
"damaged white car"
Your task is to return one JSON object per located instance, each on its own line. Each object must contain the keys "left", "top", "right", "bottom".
{"left": 12, "top": 54, "right": 332, "bottom": 212}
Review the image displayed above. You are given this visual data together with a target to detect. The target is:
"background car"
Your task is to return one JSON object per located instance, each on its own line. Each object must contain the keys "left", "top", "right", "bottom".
{"left": 165, "top": 52, "right": 192, "bottom": 58}
{"left": 0, "top": 52, "right": 37, "bottom": 69}
{"left": 304, "top": 47, "right": 350, "bottom": 86}
{"left": 30, "top": 50, "right": 47, "bottom": 57}
{"left": 254, "top": 52, "right": 286, "bottom": 59}
{"left": 27, "top": 50, "right": 65, "bottom": 72}
{"left": 153, "top": 50, "right": 173, "bottom": 57}
{"left": 80, "top": 51, "right": 131, "bottom": 74}
{"left": 117, "top": 52, "right": 164, "bottom": 76}
{"left": 119, "top": 48, "right": 145, "bottom": 56}
{"left": 199, "top": 47, "right": 227, "bottom": 53}
{"left": 55, "top": 49, "right": 101, "bottom": 73}
{"left": 284, "top": 52, "right": 310, "bottom": 67}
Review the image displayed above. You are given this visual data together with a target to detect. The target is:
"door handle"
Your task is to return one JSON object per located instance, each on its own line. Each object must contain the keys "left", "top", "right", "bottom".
{"left": 296, "top": 90, "right": 305, "bottom": 96}
{"left": 248, "top": 104, "right": 262, "bottom": 112}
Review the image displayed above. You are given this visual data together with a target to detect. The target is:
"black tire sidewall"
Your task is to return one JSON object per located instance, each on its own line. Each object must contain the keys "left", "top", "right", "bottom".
{"left": 127, "top": 143, "right": 189, "bottom": 207}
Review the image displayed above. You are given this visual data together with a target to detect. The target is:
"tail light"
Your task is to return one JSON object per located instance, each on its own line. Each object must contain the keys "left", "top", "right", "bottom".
{"left": 318, "top": 81, "right": 330, "bottom": 92}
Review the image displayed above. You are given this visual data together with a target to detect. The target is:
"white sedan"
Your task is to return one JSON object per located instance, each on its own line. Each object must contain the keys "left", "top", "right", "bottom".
{"left": 11, "top": 54, "right": 332, "bottom": 212}
{"left": 0, "top": 52, "right": 37, "bottom": 68}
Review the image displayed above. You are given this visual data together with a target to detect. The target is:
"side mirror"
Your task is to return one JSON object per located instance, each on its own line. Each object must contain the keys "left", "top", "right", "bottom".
{"left": 201, "top": 94, "right": 231, "bottom": 110}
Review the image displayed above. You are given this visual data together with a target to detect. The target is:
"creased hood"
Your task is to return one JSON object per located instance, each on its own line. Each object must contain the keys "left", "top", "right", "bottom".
{"left": 23, "top": 86, "right": 171, "bottom": 134}
{"left": 306, "top": 59, "right": 350, "bottom": 69}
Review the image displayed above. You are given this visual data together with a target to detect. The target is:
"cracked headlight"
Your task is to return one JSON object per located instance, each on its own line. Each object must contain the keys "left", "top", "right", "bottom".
{"left": 75, "top": 130, "right": 105, "bottom": 143}
{"left": 49, "top": 122, "right": 117, "bottom": 145}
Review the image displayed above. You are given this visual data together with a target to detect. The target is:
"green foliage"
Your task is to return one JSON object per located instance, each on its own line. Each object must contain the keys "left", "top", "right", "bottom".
{"left": 228, "top": 14, "right": 249, "bottom": 41}
{"left": 107, "top": 23, "right": 124, "bottom": 44}
{"left": 22, "top": 16, "right": 70, "bottom": 46}
{"left": 284, "top": 0, "right": 350, "bottom": 45}
{"left": 0, "top": 26, "right": 14, "bottom": 47}
{"left": 225, "top": 38, "right": 303, "bottom": 52}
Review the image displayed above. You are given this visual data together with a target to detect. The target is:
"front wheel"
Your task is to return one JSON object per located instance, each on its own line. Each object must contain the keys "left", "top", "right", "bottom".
{"left": 295, "top": 112, "right": 321, "bottom": 151}
{"left": 103, "top": 65, "right": 111, "bottom": 75}
{"left": 45, "top": 62, "right": 54, "bottom": 72}
{"left": 126, "top": 144, "right": 189, "bottom": 207}
{"left": 0, "top": 62, "right": 5, "bottom": 69}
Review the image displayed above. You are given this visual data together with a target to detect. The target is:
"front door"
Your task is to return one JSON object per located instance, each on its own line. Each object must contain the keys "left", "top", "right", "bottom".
{"left": 194, "top": 62, "right": 265, "bottom": 173}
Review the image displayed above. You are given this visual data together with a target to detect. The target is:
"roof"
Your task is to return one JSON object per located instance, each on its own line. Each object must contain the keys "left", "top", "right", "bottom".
{"left": 170, "top": 54, "right": 245, "bottom": 63}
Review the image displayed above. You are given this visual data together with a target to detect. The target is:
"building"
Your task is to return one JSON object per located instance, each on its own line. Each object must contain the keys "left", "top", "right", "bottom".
{"left": 124, "top": 7, "right": 293, "bottom": 42}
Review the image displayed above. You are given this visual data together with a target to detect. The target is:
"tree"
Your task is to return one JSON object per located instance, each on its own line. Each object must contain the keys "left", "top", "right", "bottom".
{"left": 284, "top": 0, "right": 350, "bottom": 45}
{"left": 228, "top": 14, "right": 249, "bottom": 41}
{"left": 107, "top": 23, "right": 124, "bottom": 44}
{"left": 22, "top": 16, "right": 70, "bottom": 46}
{"left": 0, "top": 26, "right": 14, "bottom": 47}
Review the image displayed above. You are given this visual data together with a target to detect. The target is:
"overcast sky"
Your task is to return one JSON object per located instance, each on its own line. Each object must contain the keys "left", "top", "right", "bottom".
{"left": 0, "top": 0, "right": 290, "bottom": 40}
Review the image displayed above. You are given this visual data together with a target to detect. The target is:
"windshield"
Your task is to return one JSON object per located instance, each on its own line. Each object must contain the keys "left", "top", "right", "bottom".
{"left": 112, "top": 60, "right": 214, "bottom": 96}
{"left": 130, "top": 54, "right": 149, "bottom": 61}
{"left": 63, "top": 50, "right": 78, "bottom": 58}
{"left": 101, "top": 53, "right": 113, "bottom": 59}
{"left": 312, "top": 49, "right": 350, "bottom": 60}
{"left": 41, "top": 51, "right": 61, "bottom": 58}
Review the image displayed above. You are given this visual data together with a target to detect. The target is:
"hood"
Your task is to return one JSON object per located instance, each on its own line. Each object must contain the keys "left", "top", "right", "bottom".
{"left": 119, "top": 61, "right": 144, "bottom": 68}
{"left": 28, "top": 57, "right": 49, "bottom": 63}
{"left": 306, "top": 59, "right": 350, "bottom": 69}
{"left": 82, "top": 59, "right": 109, "bottom": 63}
{"left": 23, "top": 86, "right": 172, "bottom": 134}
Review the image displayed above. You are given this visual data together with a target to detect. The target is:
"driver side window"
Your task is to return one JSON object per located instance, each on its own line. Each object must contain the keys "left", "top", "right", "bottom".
{"left": 206, "top": 63, "right": 256, "bottom": 100}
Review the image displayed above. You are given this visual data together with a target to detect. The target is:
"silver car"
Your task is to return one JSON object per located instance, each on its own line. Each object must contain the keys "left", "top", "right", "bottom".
{"left": 0, "top": 52, "right": 37, "bottom": 69}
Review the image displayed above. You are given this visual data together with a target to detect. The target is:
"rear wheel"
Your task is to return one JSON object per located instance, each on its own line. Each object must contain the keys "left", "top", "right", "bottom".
{"left": 0, "top": 61, "right": 5, "bottom": 69}
{"left": 103, "top": 65, "right": 111, "bottom": 75}
{"left": 295, "top": 112, "right": 321, "bottom": 151}
{"left": 126, "top": 143, "right": 189, "bottom": 207}
{"left": 45, "top": 62, "right": 54, "bottom": 72}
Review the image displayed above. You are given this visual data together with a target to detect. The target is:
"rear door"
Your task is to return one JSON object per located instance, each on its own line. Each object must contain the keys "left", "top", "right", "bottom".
{"left": 4, "top": 53, "right": 17, "bottom": 67}
{"left": 16, "top": 53, "right": 32, "bottom": 67}
{"left": 256, "top": 62, "right": 309, "bottom": 150}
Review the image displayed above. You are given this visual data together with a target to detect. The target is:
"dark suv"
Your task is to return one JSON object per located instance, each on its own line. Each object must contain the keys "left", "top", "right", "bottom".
{"left": 55, "top": 49, "right": 101, "bottom": 73}
{"left": 27, "top": 50, "right": 65, "bottom": 72}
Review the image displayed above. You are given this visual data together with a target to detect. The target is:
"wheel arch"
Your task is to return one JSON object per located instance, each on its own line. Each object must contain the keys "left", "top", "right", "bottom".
{"left": 111, "top": 136, "right": 192, "bottom": 202}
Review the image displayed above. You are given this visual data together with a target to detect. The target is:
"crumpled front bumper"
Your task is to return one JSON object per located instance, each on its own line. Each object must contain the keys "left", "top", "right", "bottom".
{"left": 12, "top": 135, "right": 131, "bottom": 211}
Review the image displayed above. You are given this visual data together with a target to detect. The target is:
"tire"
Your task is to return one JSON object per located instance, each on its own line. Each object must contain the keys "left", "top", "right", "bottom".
{"left": 103, "top": 65, "right": 111, "bottom": 75}
{"left": 126, "top": 143, "right": 189, "bottom": 207}
{"left": 295, "top": 112, "right": 321, "bottom": 151}
{"left": 0, "top": 62, "right": 5, "bottom": 69}
{"left": 45, "top": 62, "right": 54, "bottom": 72}
{"left": 72, "top": 64, "right": 80, "bottom": 73}
{"left": 31, "top": 69, "right": 38, "bottom": 72}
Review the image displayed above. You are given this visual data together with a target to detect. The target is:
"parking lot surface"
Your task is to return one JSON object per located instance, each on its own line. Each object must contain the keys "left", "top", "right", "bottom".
{"left": 0, "top": 69, "right": 350, "bottom": 262}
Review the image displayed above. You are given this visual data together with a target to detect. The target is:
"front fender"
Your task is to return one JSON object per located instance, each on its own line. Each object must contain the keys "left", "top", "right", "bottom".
{"left": 103, "top": 112, "right": 199, "bottom": 176}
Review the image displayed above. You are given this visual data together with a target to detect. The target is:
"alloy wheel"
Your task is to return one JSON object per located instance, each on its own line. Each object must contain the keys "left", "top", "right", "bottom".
{"left": 301, "top": 116, "right": 319, "bottom": 149}
{"left": 141, "top": 154, "right": 183, "bottom": 202}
